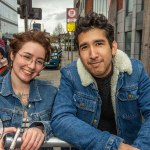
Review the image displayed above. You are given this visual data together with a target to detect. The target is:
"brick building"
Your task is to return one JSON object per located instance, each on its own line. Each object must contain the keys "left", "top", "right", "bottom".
{"left": 108, "top": 0, "right": 150, "bottom": 75}
{"left": 74, "top": 0, "right": 150, "bottom": 76}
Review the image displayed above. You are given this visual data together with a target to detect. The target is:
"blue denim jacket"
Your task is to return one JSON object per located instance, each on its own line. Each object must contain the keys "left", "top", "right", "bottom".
{"left": 51, "top": 50, "right": 150, "bottom": 150}
{"left": 0, "top": 71, "right": 57, "bottom": 140}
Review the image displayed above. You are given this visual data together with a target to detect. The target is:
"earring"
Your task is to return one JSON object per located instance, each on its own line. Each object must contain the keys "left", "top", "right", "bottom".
{"left": 10, "top": 61, "right": 13, "bottom": 68}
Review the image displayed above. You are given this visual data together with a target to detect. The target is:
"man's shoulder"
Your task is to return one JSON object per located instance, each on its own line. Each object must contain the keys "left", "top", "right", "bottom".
{"left": 130, "top": 58, "right": 144, "bottom": 70}
{"left": 127, "top": 58, "right": 147, "bottom": 78}
{"left": 61, "top": 60, "right": 77, "bottom": 72}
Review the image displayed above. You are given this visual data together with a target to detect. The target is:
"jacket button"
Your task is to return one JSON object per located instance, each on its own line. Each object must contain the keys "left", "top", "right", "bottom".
{"left": 28, "top": 104, "right": 32, "bottom": 108}
{"left": 93, "top": 119, "right": 97, "bottom": 124}
{"left": 117, "top": 129, "right": 121, "bottom": 134}
{"left": 15, "top": 107, "right": 19, "bottom": 110}
{"left": 128, "top": 94, "right": 133, "bottom": 99}
{"left": 80, "top": 103, "right": 85, "bottom": 108}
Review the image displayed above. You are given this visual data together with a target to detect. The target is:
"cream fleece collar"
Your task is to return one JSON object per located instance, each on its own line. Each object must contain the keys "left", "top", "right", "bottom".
{"left": 77, "top": 49, "right": 132, "bottom": 113}
{"left": 77, "top": 49, "right": 132, "bottom": 87}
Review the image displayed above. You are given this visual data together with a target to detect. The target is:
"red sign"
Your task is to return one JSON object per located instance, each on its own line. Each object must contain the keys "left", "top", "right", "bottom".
{"left": 67, "top": 8, "right": 77, "bottom": 19}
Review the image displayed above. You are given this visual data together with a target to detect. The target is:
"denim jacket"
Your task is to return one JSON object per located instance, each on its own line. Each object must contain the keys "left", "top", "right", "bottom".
{"left": 51, "top": 49, "right": 150, "bottom": 150}
{"left": 0, "top": 71, "right": 57, "bottom": 140}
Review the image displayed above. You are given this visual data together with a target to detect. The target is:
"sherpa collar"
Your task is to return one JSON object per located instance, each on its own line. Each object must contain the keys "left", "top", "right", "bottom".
{"left": 77, "top": 49, "right": 132, "bottom": 87}
{"left": 77, "top": 49, "right": 132, "bottom": 114}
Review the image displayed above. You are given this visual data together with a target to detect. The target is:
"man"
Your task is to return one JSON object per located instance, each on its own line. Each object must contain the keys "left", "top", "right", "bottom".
{"left": 51, "top": 12, "right": 150, "bottom": 150}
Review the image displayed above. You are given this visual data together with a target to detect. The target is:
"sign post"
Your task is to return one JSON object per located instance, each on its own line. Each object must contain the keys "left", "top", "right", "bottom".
{"left": 66, "top": 8, "right": 77, "bottom": 62}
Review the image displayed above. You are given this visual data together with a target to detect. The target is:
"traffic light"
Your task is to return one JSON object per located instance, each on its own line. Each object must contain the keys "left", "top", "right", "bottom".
{"left": 26, "top": 0, "right": 32, "bottom": 16}
{"left": 17, "top": 0, "right": 26, "bottom": 19}
{"left": 17, "top": 0, "right": 32, "bottom": 19}
{"left": 17, "top": 0, "right": 42, "bottom": 20}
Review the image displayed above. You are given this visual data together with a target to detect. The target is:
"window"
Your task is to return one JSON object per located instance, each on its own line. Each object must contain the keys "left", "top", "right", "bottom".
{"left": 125, "top": 32, "right": 132, "bottom": 57}
{"left": 126, "top": 0, "right": 133, "bottom": 15}
{"left": 141, "top": 0, "right": 144, "bottom": 11}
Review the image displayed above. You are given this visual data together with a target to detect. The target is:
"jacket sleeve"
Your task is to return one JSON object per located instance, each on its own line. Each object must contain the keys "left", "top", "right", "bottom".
{"left": 29, "top": 82, "right": 58, "bottom": 140}
{"left": 51, "top": 68, "right": 123, "bottom": 150}
{"left": 29, "top": 120, "right": 53, "bottom": 140}
{"left": 132, "top": 61, "right": 150, "bottom": 150}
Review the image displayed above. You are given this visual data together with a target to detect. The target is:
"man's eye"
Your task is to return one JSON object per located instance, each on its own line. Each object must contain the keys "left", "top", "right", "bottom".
{"left": 96, "top": 42, "right": 102, "bottom": 46}
{"left": 96, "top": 42, "right": 103, "bottom": 46}
{"left": 81, "top": 46, "right": 88, "bottom": 50}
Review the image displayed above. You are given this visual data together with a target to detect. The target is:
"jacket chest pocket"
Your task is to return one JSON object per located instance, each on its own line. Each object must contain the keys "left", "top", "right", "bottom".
{"left": 0, "top": 112, "right": 12, "bottom": 127}
{"left": 30, "top": 109, "right": 51, "bottom": 121}
{"left": 117, "top": 87, "right": 140, "bottom": 120}
{"left": 73, "top": 93, "right": 97, "bottom": 122}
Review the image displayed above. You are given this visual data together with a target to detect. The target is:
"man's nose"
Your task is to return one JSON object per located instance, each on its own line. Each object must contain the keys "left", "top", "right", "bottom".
{"left": 89, "top": 46, "right": 98, "bottom": 59}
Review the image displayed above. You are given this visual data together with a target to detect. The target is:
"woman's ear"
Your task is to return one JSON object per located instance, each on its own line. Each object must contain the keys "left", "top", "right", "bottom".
{"left": 10, "top": 52, "right": 14, "bottom": 61}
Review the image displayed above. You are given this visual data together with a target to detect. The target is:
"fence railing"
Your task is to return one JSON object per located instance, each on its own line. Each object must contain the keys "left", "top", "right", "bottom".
{"left": 4, "top": 136, "right": 73, "bottom": 149}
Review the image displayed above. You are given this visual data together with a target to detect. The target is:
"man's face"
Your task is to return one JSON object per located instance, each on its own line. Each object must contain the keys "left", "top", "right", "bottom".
{"left": 78, "top": 28, "right": 117, "bottom": 78}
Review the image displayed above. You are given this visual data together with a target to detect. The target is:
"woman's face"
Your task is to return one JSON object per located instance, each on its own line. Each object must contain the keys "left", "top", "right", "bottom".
{"left": 10, "top": 41, "right": 46, "bottom": 83}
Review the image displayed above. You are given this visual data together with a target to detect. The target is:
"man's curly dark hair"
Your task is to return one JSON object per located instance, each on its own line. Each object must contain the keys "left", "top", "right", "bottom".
{"left": 74, "top": 12, "right": 114, "bottom": 50}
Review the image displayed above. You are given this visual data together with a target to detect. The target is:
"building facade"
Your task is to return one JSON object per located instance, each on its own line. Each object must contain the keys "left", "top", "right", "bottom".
{"left": 0, "top": 0, "right": 18, "bottom": 39}
{"left": 108, "top": 0, "right": 150, "bottom": 75}
{"left": 74, "top": 0, "right": 110, "bottom": 17}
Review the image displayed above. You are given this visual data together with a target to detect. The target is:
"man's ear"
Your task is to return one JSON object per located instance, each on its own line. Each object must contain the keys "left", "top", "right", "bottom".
{"left": 112, "top": 41, "right": 118, "bottom": 56}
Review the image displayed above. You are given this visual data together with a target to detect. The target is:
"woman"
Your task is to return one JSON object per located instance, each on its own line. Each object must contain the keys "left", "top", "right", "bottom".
{"left": 0, "top": 31, "right": 57, "bottom": 150}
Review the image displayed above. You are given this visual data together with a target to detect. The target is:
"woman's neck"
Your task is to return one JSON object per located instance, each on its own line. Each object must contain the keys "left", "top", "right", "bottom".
{"left": 11, "top": 71, "right": 29, "bottom": 95}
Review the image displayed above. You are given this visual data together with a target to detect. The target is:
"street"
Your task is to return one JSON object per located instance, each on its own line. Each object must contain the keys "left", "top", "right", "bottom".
{"left": 37, "top": 50, "right": 79, "bottom": 87}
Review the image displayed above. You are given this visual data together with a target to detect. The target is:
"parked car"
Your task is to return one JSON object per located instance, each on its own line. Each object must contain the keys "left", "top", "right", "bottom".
{"left": 45, "top": 46, "right": 62, "bottom": 69}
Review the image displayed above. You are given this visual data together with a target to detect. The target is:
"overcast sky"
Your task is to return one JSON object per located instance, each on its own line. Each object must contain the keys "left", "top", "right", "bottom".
{"left": 18, "top": 0, "right": 74, "bottom": 34}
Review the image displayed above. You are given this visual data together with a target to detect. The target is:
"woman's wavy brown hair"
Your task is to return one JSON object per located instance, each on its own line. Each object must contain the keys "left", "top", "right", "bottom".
{"left": 9, "top": 31, "right": 51, "bottom": 62}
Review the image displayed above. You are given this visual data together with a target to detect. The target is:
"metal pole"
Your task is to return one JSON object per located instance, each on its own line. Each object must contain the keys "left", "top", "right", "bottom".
{"left": 71, "top": 32, "right": 73, "bottom": 62}
{"left": 24, "top": 0, "right": 28, "bottom": 31}
{"left": 4, "top": 136, "right": 73, "bottom": 148}
{"left": 67, "top": 32, "right": 70, "bottom": 60}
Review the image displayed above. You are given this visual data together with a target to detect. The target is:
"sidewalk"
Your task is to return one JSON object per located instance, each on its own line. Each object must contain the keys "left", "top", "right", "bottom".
{"left": 61, "top": 50, "right": 79, "bottom": 67}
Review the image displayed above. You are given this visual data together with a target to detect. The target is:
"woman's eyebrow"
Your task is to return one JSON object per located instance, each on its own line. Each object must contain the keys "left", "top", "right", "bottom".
{"left": 22, "top": 52, "right": 45, "bottom": 60}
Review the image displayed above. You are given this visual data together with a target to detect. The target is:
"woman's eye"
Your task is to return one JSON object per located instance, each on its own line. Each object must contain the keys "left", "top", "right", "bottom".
{"left": 23, "top": 55, "right": 31, "bottom": 60}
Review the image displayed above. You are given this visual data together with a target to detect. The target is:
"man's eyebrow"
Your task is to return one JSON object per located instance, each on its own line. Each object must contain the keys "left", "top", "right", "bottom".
{"left": 94, "top": 39, "right": 105, "bottom": 43}
{"left": 79, "top": 43, "right": 87, "bottom": 48}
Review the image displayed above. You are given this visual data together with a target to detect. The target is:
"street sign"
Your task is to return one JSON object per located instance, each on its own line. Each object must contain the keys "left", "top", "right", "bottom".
{"left": 67, "top": 8, "right": 77, "bottom": 19}
{"left": 67, "top": 18, "right": 76, "bottom": 22}
{"left": 66, "top": 8, "right": 76, "bottom": 32}
{"left": 33, "top": 23, "right": 41, "bottom": 31}
{"left": 67, "top": 22, "right": 76, "bottom": 32}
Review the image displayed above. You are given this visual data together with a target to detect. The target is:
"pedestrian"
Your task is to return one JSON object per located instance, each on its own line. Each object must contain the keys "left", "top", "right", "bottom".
{"left": 2, "top": 37, "right": 10, "bottom": 63}
{"left": 51, "top": 12, "right": 150, "bottom": 150}
{"left": 0, "top": 31, "right": 57, "bottom": 150}
{"left": 0, "top": 38, "right": 5, "bottom": 54}
{"left": 0, "top": 47, "right": 9, "bottom": 76}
